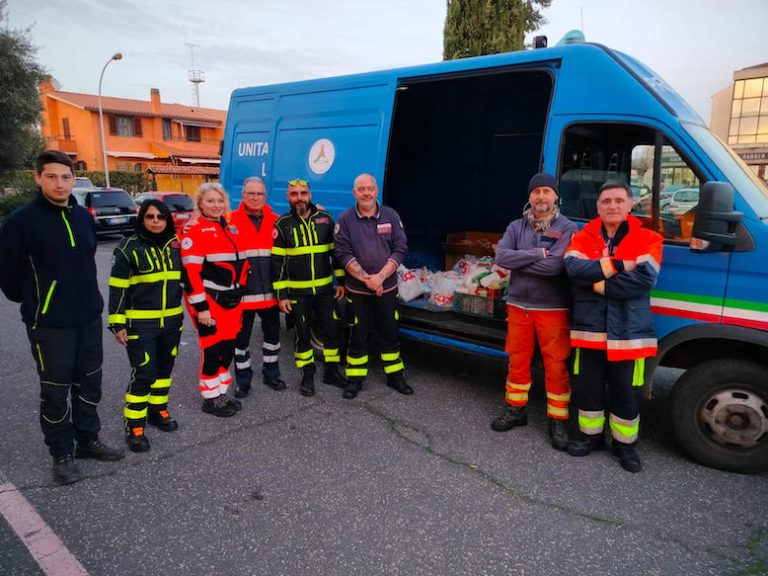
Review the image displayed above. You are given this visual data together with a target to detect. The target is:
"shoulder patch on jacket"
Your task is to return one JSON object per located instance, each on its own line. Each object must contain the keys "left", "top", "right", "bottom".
{"left": 181, "top": 237, "right": 193, "bottom": 250}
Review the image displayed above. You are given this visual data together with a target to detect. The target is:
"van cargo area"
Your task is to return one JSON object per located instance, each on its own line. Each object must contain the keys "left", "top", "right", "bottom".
{"left": 384, "top": 69, "right": 553, "bottom": 351}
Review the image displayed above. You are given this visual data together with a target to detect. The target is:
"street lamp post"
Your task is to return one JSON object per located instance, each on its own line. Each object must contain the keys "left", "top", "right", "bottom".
{"left": 98, "top": 52, "right": 122, "bottom": 188}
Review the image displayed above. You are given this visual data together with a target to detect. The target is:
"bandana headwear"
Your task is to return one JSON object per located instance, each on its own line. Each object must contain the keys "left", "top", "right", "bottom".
{"left": 527, "top": 172, "right": 559, "bottom": 197}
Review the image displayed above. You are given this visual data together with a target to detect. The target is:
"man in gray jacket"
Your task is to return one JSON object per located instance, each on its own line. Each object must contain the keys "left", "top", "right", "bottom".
{"left": 491, "top": 172, "right": 577, "bottom": 450}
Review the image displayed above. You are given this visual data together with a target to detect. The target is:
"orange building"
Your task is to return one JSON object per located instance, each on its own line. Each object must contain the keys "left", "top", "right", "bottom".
{"left": 39, "top": 80, "right": 226, "bottom": 193}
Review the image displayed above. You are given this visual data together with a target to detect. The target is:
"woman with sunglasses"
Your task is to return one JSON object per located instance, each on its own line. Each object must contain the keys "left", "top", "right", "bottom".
{"left": 108, "top": 199, "right": 184, "bottom": 452}
{"left": 181, "top": 183, "right": 249, "bottom": 417}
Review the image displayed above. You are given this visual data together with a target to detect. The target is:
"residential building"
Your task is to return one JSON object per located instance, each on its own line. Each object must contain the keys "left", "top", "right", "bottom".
{"left": 39, "top": 79, "right": 225, "bottom": 193}
{"left": 710, "top": 63, "right": 768, "bottom": 184}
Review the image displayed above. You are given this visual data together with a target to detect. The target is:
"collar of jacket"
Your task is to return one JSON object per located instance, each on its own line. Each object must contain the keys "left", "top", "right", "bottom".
{"left": 236, "top": 202, "right": 274, "bottom": 220}
{"left": 355, "top": 202, "right": 380, "bottom": 219}
{"left": 290, "top": 202, "right": 317, "bottom": 219}
{"left": 583, "top": 212, "right": 643, "bottom": 238}
{"left": 35, "top": 189, "right": 76, "bottom": 211}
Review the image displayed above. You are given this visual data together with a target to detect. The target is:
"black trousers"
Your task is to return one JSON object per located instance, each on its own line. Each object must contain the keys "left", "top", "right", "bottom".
{"left": 234, "top": 306, "right": 281, "bottom": 390}
{"left": 26, "top": 315, "right": 103, "bottom": 457}
{"left": 288, "top": 291, "right": 341, "bottom": 375}
{"left": 346, "top": 290, "right": 404, "bottom": 382}
{"left": 124, "top": 318, "right": 183, "bottom": 430}
{"left": 572, "top": 347, "right": 643, "bottom": 444}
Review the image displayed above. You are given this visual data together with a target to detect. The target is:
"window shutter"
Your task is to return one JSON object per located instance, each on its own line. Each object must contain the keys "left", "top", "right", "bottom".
{"left": 108, "top": 115, "right": 117, "bottom": 135}
{"left": 133, "top": 117, "right": 142, "bottom": 137}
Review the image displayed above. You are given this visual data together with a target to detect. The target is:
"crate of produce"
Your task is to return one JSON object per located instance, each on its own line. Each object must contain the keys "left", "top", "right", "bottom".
{"left": 452, "top": 291, "right": 506, "bottom": 320}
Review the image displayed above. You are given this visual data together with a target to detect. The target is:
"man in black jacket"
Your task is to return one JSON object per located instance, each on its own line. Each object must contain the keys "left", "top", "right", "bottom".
{"left": 0, "top": 150, "right": 124, "bottom": 485}
{"left": 272, "top": 178, "right": 346, "bottom": 396}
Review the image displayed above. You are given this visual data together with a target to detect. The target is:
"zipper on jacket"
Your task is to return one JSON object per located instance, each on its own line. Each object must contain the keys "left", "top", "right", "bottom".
{"left": 299, "top": 216, "right": 317, "bottom": 294}
{"left": 41, "top": 280, "right": 57, "bottom": 315}
{"left": 159, "top": 241, "right": 168, "bottom": 328}
{"left": 60, "top": 211, "right": 75, "bottom": 247}
{"left": 29, "top": 255, "right": 41, "bottom": 329}
{"left": 221, "top": 221, "right": 243, "bottom": 290}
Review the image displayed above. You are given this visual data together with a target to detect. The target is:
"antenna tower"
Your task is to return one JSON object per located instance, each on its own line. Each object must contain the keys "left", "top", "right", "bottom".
{"left": 185, "top": 43, "right": 205, "bottom": 107}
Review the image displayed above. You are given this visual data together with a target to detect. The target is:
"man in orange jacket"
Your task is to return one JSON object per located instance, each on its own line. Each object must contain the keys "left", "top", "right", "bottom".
{"left": 228, "top": 177, "right": 285, "bottom": 398}
{"left": 564, "top": 180, "right": 663, "bottom": 472}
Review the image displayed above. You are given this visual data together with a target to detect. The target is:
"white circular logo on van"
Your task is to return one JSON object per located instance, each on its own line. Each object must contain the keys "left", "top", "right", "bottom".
{"left": 308, "top": 139, "right": 335, "bottom": 175}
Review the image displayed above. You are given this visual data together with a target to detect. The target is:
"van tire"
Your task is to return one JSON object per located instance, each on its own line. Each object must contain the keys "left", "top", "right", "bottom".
{"left": 670, "top": 358, "right": 768, "bottom": 474}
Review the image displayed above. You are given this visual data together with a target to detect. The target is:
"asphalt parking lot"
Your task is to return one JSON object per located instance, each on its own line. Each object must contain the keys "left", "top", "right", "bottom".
{"left": 0, "top": 238, "right": 766, "bottom": 576}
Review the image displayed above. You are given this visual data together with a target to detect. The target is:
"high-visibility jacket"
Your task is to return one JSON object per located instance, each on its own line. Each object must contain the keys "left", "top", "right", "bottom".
{"left": 271, "top": 203, "right": 343, "bottom": 301}
{"left": 228, "top": 204, "right": 278, "bottom": 310}
{"left": 181, "top": 216, "right": 250, "bottom": 313}
{"left": 108, "top": 233, "right": 184, "bottom": 331}
{"left": 564, "top": 214, "right": 663, "bottom": 361}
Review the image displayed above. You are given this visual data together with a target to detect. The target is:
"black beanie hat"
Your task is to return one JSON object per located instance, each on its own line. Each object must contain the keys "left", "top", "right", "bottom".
{"left": 527, "top": 172, "right": 559, "bottom": 196}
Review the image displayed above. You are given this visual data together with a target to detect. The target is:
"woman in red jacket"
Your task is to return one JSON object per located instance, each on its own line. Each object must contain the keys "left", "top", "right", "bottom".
{"left": 181, "top": 183, "right": 249, "bottom": 417}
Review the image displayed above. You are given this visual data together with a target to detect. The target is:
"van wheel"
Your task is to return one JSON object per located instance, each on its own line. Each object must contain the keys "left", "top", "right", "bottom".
{"left": 670, "top": 359, "right": 768, "bottom": 474}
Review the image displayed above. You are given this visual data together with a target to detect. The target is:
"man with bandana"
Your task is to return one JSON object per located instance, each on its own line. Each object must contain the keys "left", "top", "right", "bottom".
{"left": 490, "top": 172, "right": 577, "bottom": 451}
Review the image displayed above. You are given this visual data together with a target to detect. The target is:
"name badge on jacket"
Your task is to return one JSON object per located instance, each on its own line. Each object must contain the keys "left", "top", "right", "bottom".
{"left": 377, "top": 223, "right": 392, "bottom": 235}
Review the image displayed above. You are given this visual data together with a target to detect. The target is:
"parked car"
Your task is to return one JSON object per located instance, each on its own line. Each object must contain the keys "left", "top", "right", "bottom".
{"left": 72, "top": 188, "right": 137, "bottom": 237}
{"left": 661, "top": 187, "right": 700, "bottom": 215}
{"left": 134, "top": 191, "right": 196, "bottom": 229}
{"left": 74, "top": 176, "right": 96, "bottom": 189}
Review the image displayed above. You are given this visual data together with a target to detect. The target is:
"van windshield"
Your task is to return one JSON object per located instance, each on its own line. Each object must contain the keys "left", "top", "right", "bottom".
{"left": 684, "top": 123, "right": 768, "bottom": 215}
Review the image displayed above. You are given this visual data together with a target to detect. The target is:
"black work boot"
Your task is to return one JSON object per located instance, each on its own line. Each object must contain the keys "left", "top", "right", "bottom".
{"left": 263, "top": 376, "right": 287, "bottom": 391}
{"left": 567, "top": 433, "right": 606, "bottom": 457}
{"left": 147, "top": 409, "right": 179, "bottom": 432}
{"left": 201, "top": 395, "right": 237, "bottom": 417}
{"left": 548, "top": 419, "right": 569, "bottom": 451}
{"left": 224, "top": 396, "right": 243, "bottom": 411}
{"left": 490, "top": 405, "right": 528, "bottom": 431}
{"left": 233, "top": 385, "right": 250, "bottom": 398}
{"left": 51, "top": 454, "right": 83, "bottom": 485}
{"left": 386, "top": 373, "right": 414, "bottom": 395}
{"left": 323, "top": 364, "right": 347, "bottom": 388}
{"left": 75, "top": 437, "right": 126, "bottom": 461}
{"left": 613, "top": 443, "right": 642, "bottom": 473}
{"left": 299, "top": 371, "right": 315, "bottom": 397}
{"left": 343, "top": 378, "right": 362, "bottom": 400}
{"left": 125, "top": 427, "right": 150, "bottom": 453}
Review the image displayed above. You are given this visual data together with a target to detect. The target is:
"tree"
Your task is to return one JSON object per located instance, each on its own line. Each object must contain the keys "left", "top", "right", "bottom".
{"left": 443, "top": 0, "right": 552, "bottom": 60}
{"left": 0, "top": 0, "right": 45, "bottom": 170}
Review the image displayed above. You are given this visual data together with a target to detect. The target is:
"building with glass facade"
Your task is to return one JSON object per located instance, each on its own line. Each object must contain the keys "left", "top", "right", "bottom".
{"left": 710, "top": 63, "right": 768, "bottom": 183}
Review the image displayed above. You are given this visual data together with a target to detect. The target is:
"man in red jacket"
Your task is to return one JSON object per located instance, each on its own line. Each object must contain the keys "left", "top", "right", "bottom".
{"left": 228, "top": 177, "right": 285, "bottom": 398}
{"left": 564, "top": 180, "right": 663, "bottom": 472}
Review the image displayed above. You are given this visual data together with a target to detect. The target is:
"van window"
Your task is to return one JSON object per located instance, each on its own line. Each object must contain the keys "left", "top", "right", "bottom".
{"left": 559, "top": 123, "right": 701, "bottom": 242}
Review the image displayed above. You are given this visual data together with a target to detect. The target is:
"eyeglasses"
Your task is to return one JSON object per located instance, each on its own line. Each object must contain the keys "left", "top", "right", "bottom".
{"left": 243, "top": 191, "right": 265, "bottom": 197}
{"left": 144, "top": 213, "right": 168, "bottom": 220}
{"left": 288, "top": 179, "right": 308, "bottom": 186}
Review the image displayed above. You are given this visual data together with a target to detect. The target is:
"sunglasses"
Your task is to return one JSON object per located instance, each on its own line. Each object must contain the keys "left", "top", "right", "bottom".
{"left": 288, "top": 179, "right": 308, "bottom": 186}
{"left": 144, "top": 213, "right": 168, "bottom": 220}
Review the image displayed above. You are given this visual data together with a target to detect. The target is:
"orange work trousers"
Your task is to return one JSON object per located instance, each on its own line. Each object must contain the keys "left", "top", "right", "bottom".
{"left": 504, "top": 305, "right": 571, "bottom": 420}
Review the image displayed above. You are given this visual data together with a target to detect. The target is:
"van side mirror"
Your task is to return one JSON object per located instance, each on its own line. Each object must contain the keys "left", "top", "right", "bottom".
{"left": 690, "top": 182, "right": 743, "bottom": 252}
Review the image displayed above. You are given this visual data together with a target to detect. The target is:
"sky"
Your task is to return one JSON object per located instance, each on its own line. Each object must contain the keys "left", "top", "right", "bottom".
{"left": 6, "top": 0, "right": 768, "bottom": 122}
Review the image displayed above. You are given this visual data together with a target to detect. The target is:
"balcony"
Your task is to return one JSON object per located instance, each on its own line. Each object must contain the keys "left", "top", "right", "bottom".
{"left": 45, "top": 135, "right": 78, "bottom": 154}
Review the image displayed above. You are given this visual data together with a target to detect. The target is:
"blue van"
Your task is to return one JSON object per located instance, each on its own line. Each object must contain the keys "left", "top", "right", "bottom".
{"left": 220, "top": 43, "right": 768, "bottom": 474}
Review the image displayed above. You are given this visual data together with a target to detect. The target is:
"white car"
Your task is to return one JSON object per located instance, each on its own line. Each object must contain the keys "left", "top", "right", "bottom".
{"left": 661, "top": 187, "right": 699, "bottom": 215}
